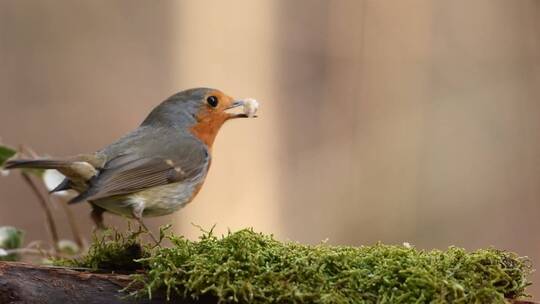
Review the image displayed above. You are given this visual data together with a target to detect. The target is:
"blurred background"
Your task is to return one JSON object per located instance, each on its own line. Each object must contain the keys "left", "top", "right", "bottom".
{"left": 1, "top": 0, "right": 540, "bottom": 297}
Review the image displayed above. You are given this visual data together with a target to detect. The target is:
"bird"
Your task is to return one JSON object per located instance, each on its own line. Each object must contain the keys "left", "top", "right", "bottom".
{"left": 4, "top": 88, "right": 259, "bottom": 239}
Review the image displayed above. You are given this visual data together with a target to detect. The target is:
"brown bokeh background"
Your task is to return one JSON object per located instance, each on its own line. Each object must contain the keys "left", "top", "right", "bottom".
{"left": 2, "top": 0, "right": 540, "bottom": 297}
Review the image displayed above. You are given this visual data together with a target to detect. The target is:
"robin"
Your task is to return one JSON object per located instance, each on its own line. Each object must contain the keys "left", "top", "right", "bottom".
{"left": 4, "top": 88, "right": 259, "bottom": 240}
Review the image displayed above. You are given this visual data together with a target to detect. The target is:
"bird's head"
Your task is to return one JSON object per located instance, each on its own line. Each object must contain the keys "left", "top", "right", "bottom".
{"left": 142, "top": 88, "right": 258, "bottom": 147}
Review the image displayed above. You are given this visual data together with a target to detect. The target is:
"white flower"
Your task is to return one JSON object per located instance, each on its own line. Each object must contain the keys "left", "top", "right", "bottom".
{"left": 403, "top": 242, "right": 412, "bottom": 249}
{"left": 243, "top": 98, "right": 259, "bottom": 117}
{"left": 43, "top": 169, "right": 68, "bottom": 196}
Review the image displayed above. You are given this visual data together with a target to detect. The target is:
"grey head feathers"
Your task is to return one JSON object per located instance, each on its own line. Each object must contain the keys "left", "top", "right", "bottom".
{"left": 141, "top": 87, "right": 215, "bottom": 129}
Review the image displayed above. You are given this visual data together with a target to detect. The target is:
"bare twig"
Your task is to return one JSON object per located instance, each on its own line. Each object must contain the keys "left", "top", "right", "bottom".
{"left": 19, "top": 144, "right": 39, "bottom": 159}
{"left": 19, "top": 144, "right": 86, "bottom": 250}
{"left": 20, "top": 172, "right": 60, "bottom": 252}
{"left": 52, "top": 196, "right": 85, "bottom": 249}
{"left": 25, "top": 240, "right": 45, "bottom": 249}
{"left": 2, "top": 248, "right": 54, "bottom": 256}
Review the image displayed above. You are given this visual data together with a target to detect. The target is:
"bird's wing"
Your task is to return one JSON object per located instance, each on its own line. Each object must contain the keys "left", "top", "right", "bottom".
{"left": 69, "top": 143, "right": 209, "bottom": 204}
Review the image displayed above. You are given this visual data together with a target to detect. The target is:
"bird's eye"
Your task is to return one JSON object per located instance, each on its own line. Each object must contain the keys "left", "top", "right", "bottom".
{"left": 207, "top": 96, "right": 219, "bottom": 108}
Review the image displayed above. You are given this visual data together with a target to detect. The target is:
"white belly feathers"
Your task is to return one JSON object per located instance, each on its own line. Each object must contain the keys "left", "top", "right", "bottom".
{"left": 93, "top": 181, "right": 198, "bottom": 218}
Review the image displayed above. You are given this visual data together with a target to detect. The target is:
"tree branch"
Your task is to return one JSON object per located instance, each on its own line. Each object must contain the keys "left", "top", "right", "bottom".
{"left": 0, "top": 262, "right": 535, "bottom": 304}
{"left": 0, "top": 262, "right": 221, "bottom": 304}
{"left": 20, "top": 173, "right": 59, "bottom": 252}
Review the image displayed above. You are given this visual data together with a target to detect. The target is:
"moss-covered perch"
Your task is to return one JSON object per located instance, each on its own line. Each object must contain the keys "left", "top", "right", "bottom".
{"left": 1, "top": 229, "right": 535, "bottom": 303}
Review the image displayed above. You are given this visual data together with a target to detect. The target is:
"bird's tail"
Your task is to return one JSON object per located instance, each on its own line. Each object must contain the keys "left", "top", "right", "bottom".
{"left": 4, "top": 159, "right": 77, "bottom": 193}
{"left": 4, "top": 159, "right": 75, "bottom": 170}
{"left": 5, "top": 157, "right": 98, "bottom": 199}
{"left": 5, "top": 157, "right": 97, "bottom": 183}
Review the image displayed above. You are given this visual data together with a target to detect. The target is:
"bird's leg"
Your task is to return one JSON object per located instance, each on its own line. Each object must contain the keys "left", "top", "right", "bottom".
{"left": 131, "top": 205, "right": 158, "bottom": 244}
{"left": 136, "top": 218, "right": 159, "bottom": 244}
{"left": 90, "top": 204, "right": 106, "bottom": 231}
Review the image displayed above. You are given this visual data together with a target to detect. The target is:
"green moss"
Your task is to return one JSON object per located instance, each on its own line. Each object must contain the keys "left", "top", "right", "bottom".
{"left": 60, "top": 228, "right": 532, "bottom": 303}
{"left": 56, "top": 227, "right": 149, "bottom": 271}
{"left": 0, "top": 144, "right": 17, "bottom": 167}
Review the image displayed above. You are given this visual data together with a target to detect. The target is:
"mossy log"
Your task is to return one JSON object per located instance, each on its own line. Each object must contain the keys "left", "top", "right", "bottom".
{"left": 0, "top": 262, "right": 217, "bottom": 304}
{"left": 0, "top": 262, "right": 535, "bottom": 304}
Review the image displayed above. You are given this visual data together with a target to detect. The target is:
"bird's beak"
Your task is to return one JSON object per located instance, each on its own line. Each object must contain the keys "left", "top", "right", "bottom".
{"left": 228, "top": 100, "right": 245, "bottom": 110}
{"left": 226, "top": 99, "right": 259, "bottom": 119}
{"left": 226, "top": 101, "right": 248, "bottom": 119}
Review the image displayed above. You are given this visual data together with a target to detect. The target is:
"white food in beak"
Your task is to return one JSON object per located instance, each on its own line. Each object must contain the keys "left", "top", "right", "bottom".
{"left": 243, "top": 98, "right": 259, "bottom": 117}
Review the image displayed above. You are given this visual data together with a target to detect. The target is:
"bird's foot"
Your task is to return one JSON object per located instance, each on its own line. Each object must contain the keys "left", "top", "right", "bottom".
{"left": 134, "top": 217, "right": 159, "bottom": 245}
